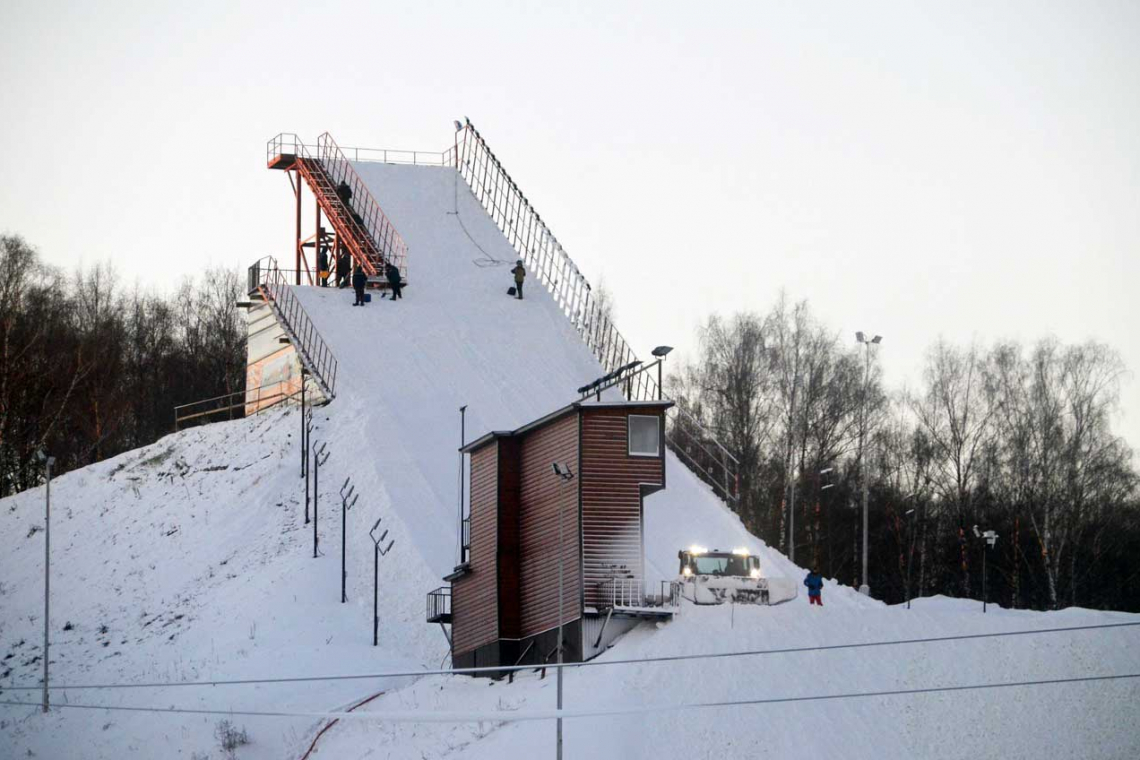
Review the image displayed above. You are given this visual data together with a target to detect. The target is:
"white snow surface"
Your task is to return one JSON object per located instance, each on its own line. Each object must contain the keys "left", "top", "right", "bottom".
{"left": 1, "top": 163, "right": 1138, "bottom": 759}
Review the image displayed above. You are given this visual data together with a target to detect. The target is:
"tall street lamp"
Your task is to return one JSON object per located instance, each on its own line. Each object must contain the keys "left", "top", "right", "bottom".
{"left": 905, "top": 508, "right": 916, "bottom": 609}
{"left": 651, "top": 346, "right": 673, "bottom": 400}
{"left": 37, "top": 450, "right": 55, "bottom": 713}
{"left": 856, "top": 331, "right": 882, "bottom": 596}
{"left": 551, "top": 461, "right": 575, "bottom": 760}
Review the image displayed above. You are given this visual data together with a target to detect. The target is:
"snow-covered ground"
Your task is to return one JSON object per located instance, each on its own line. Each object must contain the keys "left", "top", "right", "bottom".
{"left": 2, "top": 162, "right": 1138, "bottom": 759}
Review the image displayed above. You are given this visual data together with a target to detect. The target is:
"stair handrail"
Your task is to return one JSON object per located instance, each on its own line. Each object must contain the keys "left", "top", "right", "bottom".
{"left": 450, "top": 119, "right": 739, "bottom": 502}
{"left": 266, "top": 132, "right": 315, "bottom": 166}
{"left": 316, "top": 132, "right": 410, "bottom": 280}
{"left": 249, "top": 256, "right": 338, "bottom": 399}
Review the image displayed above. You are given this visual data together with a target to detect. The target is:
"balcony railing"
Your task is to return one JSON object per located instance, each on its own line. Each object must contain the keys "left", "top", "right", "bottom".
{"left": 426, "top": 586, "right": 452, "bottom": 624}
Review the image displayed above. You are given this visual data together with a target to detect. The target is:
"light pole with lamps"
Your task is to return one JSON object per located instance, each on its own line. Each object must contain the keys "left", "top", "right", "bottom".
{"left": 904, "top": 508, "right": 916, "bottom": 609}
{"left": 974, "top": 525, "right": 999, "bottom": 612}
{"left": 651, "top": 346, "right": 673, "bottom": 400}
{"left": 856, "top": 331, "right": 882, "bottom": 596}
{"left": 819, "top": 468, "right": 834, "bottom": 572}
{"left": 550, "top": 461, "right": 575, "bottom": 760}
{"left": 37, "top": 450, "right": 55, "bottom": 713}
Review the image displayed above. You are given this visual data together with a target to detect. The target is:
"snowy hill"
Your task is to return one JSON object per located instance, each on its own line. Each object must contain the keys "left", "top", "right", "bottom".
{"left": 2, "top": 162, "right": 1139, "bottom": 760}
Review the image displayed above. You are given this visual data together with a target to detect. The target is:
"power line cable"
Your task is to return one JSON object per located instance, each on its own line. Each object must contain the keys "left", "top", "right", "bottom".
{"left": 1, "top": 673, "right": 1136, "bottom": 724}
{"left": 1, "top": 620, "right": 1136, "bottom": 692}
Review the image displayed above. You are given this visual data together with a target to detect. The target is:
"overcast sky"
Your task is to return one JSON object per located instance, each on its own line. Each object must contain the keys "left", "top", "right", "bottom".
{"left": 2, "top": 0, "right": 1137, "bottom": 449}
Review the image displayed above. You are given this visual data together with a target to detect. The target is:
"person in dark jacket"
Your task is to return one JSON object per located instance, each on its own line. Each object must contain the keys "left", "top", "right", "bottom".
{"left": 335, "top": 250, "right": 351, "bottom": 289}
{"left": 351, "top": 265, "right": 367, "bottom": 306}
{"left": 336, "top": 181, "right": 352, "bottom": 205}
{"left": 385, "top": 262, "right": 403, "bottom": 300}
{"left": 317, "top": 246, "right": 330, "bottom": 288}
{"left": 336, "top": 181, "right": 364, "bottom": 225}
{"left": 804, "top": 568, "right": 824, "bottom": 606}
{"left": 510, "top": 259, "right": 525, "bottom": 299}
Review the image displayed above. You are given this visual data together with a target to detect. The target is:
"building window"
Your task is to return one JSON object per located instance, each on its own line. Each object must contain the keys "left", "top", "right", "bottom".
{"left": 628, "top": 415, "right": 660, "bottom": 457}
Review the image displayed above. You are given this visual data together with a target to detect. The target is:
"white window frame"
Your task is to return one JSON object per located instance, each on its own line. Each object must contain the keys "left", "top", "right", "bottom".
{"left": 628, "top": 414, "right": 661, "bottom": 457}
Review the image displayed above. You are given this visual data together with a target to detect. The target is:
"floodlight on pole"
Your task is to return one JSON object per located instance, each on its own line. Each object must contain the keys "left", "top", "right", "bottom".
{"left": 855, "top": 330, "right": 883, "bottom": 596}
{"left": 369, "top": 517, "right": 394, "bottom": 646}
{"left": 651, "top": 345, "right": 673, "bottom": 400}
{"left": 37, "top": 450, "right": 55, "bottom": 713}
{"left": 550, "top": 461, "right": 575, "bottom": 760}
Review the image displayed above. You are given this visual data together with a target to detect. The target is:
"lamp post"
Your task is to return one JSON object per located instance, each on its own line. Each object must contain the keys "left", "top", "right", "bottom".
{"left": 789, "top": 466, "right": 798, "bottom": 564}
{"left": 651, "top": 346, "right": 673, "bottom": 400}
{"left": 37, "top": 450, "right": 55, "bottom": 713}
{"left": 974, "top": 526, "right": 999, "bottom": 613}
{"left": 551, "top": 462, "right": 575, "bottom": 760}
{"left": 312, "top": 440, "right": 329, "bottom": 539}
{"left": 304, "top": 404, "right": 314, "bottom": 524}
{"left": 855, "top": 331, "right": 882, "bottom": 596}
{"left": 369, "top": 518, "right": 393, "bottom": 646}
{"left": 340, "top": 478, "right": 358, "bottom": 600}
{"left": 904, "top": 508, "right": 916, "bottom": 610}
{"left": 459, "top": 405, "right": 467, "bottom": 566}
{"left": 819, "top": 468, "right": 834, "bottom": 573}
{"left": 299, "top": 365, "right": 310, "bottom": 480}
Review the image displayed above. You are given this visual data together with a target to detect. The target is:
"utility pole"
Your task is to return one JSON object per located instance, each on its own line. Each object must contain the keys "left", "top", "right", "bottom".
{"left": 39, "top": 451, "right": 55, "bottom": 713}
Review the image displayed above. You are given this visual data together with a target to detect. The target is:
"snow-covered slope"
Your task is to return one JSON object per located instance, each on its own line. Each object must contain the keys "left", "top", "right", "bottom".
{"left": 2, "top": 162, "right": 1138, "bottom": 760}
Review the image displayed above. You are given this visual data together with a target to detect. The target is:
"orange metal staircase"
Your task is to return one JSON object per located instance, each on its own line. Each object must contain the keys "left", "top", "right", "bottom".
{"left": 267, "top": 133, "right": 408, "bottom": 282}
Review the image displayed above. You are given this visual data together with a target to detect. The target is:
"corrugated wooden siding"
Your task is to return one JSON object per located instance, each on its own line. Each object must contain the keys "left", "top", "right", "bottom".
{"left": 580, "top": 408, "right": 664, "bottom": 609}
{"left": 518, "top": 413, "right": 581, "bottom": 637}
{"left": 452, "top": 443, "right": 499, "bottom": 657}
{"left": 497, "top": 437, "right": 522, "bottom": 639}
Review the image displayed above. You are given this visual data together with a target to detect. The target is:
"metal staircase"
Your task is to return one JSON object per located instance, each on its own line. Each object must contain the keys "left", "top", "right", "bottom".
{"left": 267, "top": 133, "right": 409, "bottom": 281}
{"left": 248, "top": 256, "right": 338, "bottom": 400}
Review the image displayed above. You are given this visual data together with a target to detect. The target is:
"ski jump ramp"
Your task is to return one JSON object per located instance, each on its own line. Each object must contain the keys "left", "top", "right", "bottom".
{"left": 289, "top": 160, "right": 805, "bottom": 587}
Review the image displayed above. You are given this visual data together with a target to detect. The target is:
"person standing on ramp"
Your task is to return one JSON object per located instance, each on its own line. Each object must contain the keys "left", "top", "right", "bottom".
{"left": 352, "top": 264, "right": 368, "bottom": 306}
{"left": 804, "top": 568, "right": 824, "bottom": 606}
{"left": 336, "top": 249, "right": 351, "bottom": 289}
{"left": 386, "top": 262, "right": 403, "bottom": 300}
{"left": 510, "top": 259, "right": 525, "bottom": 299}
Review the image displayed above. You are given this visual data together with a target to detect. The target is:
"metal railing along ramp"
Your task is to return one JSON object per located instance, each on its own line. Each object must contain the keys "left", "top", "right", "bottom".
{"left": 248, "top": 256, "right": 338, "bottom": 400}
{"left": 442, "top": 120, "right": 741, "bottom": 504}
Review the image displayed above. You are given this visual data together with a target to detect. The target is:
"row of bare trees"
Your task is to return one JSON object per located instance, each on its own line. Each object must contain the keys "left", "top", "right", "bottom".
{"left": 669, "top": 295, "right": 1139, "bottom": 612}
{"left": 0, "top": 235, "right": 246, "bottom": 496}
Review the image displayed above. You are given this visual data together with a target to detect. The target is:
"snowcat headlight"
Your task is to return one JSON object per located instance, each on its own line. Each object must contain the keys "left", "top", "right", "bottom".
{"left": 688, "top": 545, "right": 707, "bottom": 555}
{"left": 750, "top": 568, "right": 761, "bottom": 580}
{"left": 733, "top": 547, "right": 750, "bottom": 556}
{"left": 682, "top": 566, "right": 692, "bottom": 577}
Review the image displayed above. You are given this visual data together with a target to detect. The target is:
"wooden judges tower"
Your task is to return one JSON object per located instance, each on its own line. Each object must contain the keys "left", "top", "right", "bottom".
{"left": 427, "top": 399, "right": 678, "bottom": 674}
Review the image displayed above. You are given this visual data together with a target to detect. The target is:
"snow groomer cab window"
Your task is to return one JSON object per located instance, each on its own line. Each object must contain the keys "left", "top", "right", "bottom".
{"left": 628, "top": 414, "right": 660, "bottom": 457}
